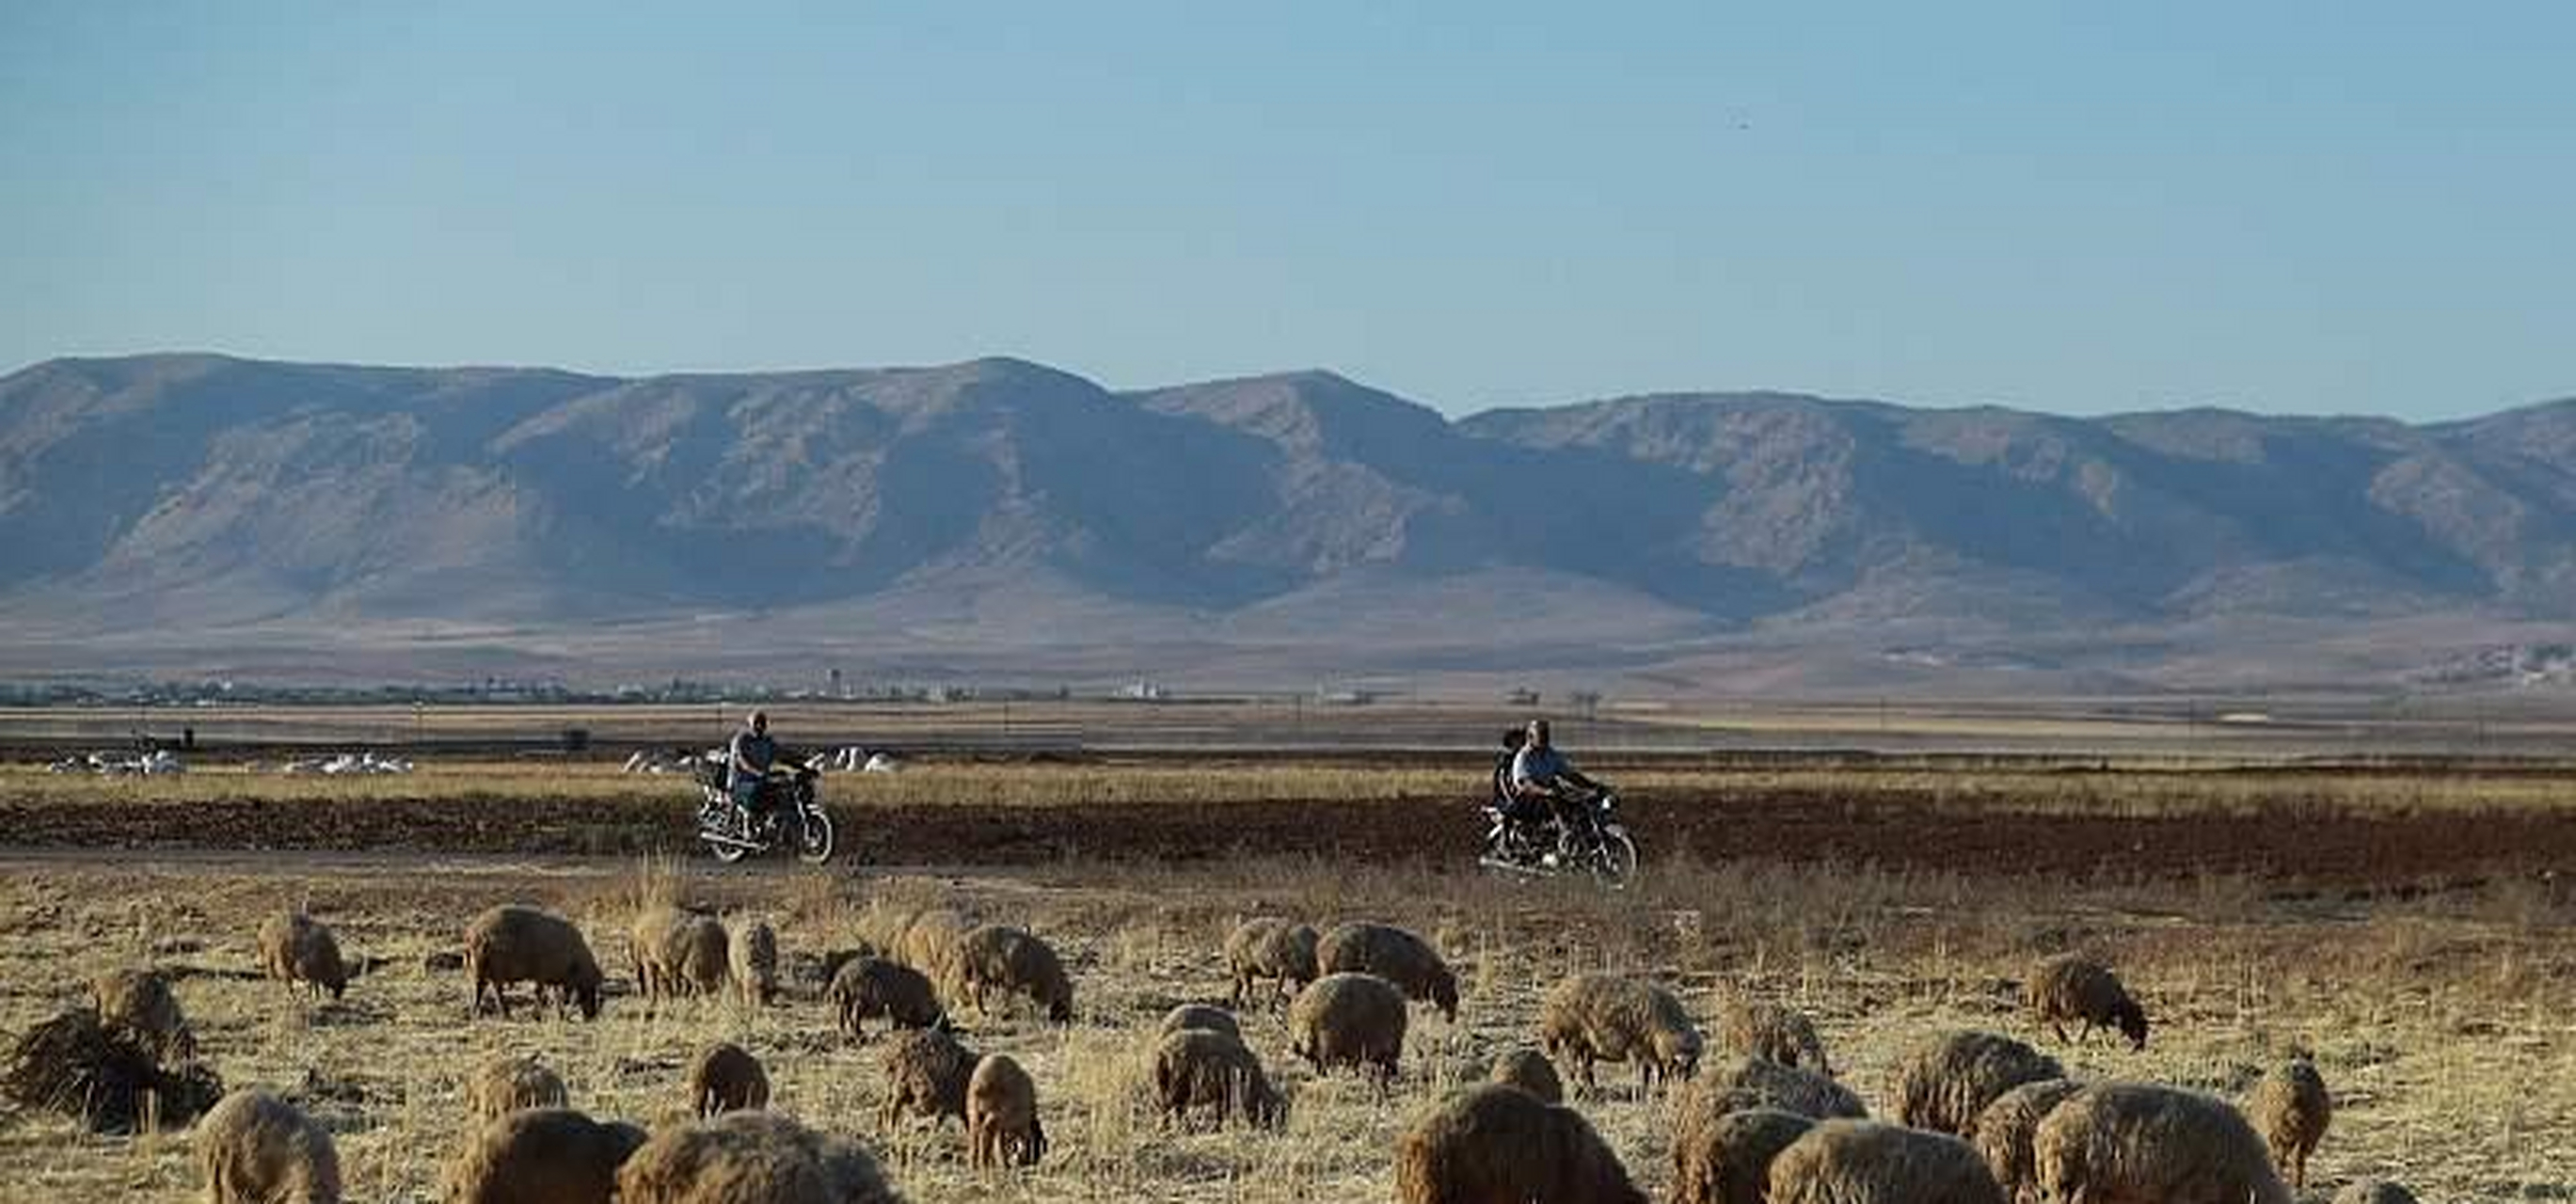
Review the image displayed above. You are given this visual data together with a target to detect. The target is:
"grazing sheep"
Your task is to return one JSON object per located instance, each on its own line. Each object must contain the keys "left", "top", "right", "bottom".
{"left": 949, "top": 925, "right": 1074, "bottom": 1022}
{"left": 1715, "top": 997, "right": 1832, "bottom": 1076}
{"left": 465, "top": 905, "right": 605, "bottom": 1020}
{"left": 1223, "top": 918, "right": 1320, "bottom": 1007}
{"left": 467, "top": 1054, "right": 570, "bottom": 1126}
{"left": 195, "top": 1088, "right": 342, "bottom": 1204}
{"left": 965, "top": 1054, "right": 1045, "bottom": 1168}
{"left": 731, "top": 919, "right": 779, "bottom": 1006}
{"left": 1288, "top": 972, "right": 1409, "bottom": 1085}
{"left": 667, "top": 914, "right": 732, "bottom": 998}
{"left": 1393, "top": 1083, "right": 1646, "bottom": 1204}
{"left": 1891, "top": 1030, "right": 2062, "bottom": 1138}
{"left": 2031, "top": 1081, "right": 2290, "bottom": 1204}
{"left": 1765, "top": 1118, "right": 2005, "bottom": 1204}
{"left": 443, "top": 1106, "right": 647, "bottom": 1204}
{"left": 1488, "top": 1049, "right": 1564, "bottom": 1104}
{"left": 879, "top": 1026, "right": 977, "bottom": 1129}
{"left": 1151, "top": 1027, "right": 1283, "bottom": 1131}
{"left": 2335, "top": 1180, "right": 2420, "bottom": 1204}
{"left": 92, "top": 968, "right": 196, "bottom": 1060}
{"left": 892, "top": 908, "right": 973, "bottom": 983}
{"left": 1670, "top": 1105, "right": 1813, "bottom": 1204}
{"left": 2247, "top": 1056, "right": 2332, "bottom": 1190}
{"left": 2026, "top": 955, "right": 2149, "bottom": 1051}
{"left": 257, "top": 912, "right": 351, "bottom": 1001}
{"left": 629, "top": 906, "right": 689, "bottom": 1000}
{"left": 1537, "top": 973, "right": 1704, "bottom": 1092}
{"left": 689, "top": 1041, "right": 771, "bottom": 1117}
{"left": 618, "top": 1110, "right": 902, "bottom": 1204}
{"left": 1158, "top": 1004, "right": 1241, "bottom": 1040}
{"left": 1317, "top": 922, "right": 1459, "bottom": 1022}
{"left": 1696, "top": 1057, "right": 1868, "bottom": 1120}
{"left": 1971, "top": 1077, "right": 2082, "bottom": 1204}
{"left": 828, "top": 957, "right": 945, "bottom": 1042}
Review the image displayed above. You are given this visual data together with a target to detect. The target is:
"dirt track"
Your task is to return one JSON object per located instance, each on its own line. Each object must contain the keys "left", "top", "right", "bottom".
{"left": 6, "top": 786, "right": 2571, "bottom": 887}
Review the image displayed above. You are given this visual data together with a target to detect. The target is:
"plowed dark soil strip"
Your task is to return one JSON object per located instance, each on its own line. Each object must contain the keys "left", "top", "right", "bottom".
{"left": 6, "top": 788, "right": 2571, "bottom": 885}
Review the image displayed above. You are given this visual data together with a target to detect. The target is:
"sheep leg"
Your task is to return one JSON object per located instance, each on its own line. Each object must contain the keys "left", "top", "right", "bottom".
{"left": 2052, "top": 1020, "right": 2069, "bottom": 1044}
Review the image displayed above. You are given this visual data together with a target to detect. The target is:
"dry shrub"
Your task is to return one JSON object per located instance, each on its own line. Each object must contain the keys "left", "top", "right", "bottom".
{"left": 4, "top": 1006, "right": 224, "bottom": 1133}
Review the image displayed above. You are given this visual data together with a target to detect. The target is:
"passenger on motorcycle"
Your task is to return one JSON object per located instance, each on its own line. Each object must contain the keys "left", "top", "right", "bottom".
{"left": 727, "top": 709, "right": 780, "bottom": 827}
{"left": 1509, "top": 718, "right": 1601, "bottom": 841}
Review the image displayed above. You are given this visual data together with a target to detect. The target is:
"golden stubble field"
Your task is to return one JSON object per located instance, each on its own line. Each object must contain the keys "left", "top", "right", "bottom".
{"left": 0, "top": 828, "right": 2568, "bottom": 1203}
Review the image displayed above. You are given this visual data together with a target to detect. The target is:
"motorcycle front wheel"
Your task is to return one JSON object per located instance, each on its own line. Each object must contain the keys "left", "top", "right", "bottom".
{"left": 797, "top": 808, "right": 836, "bottom": 865}
{"left": 1590, "top": 827, "right": 1640, "bottom": 886}
{"left": 707, "top": 832, "right": 751, "bottom": 864}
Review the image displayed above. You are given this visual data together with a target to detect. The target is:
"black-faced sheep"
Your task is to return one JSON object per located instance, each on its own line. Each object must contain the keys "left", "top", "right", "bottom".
{"left": 2247, "top": 1056, "right": 2331, "bottom": 1190}
{"left": 1158, "top": 1004, "right": 1241, "bottom": 1040}
{"left": 1689, "top": 1056, "right": 1869, "bottom": 1121}
{"left": 465, "top": 905, "right": 604, "bottom": 1020}
{"left": 1715, "top": 997, "right": 1832, "bottom": 1077}
{"left": 1538, "top": 973, "right": 1703, "bottom": 1093}
{"left": 879, "top": 1025, "right": 977, "bottom": 1129}
{"left": 1393, "top": 1083, "right": 1646, "bottom": 1204}
{"left": 2026, "top": 955, "right": 2149, "bottom": 1051}
{"left": 617, "top": 1110, "right": 903, "bottom": 1204}
{"left": 467, "top": 1054, "right": 570, "bottom": 1125}
{"left": 1970, "top": 1077, "right": 2082, "bottom": 1204}
{"left": 1891, "top": 1030, "right": 2062, "bottom": 1138}
{"left": 1223, "top": 917, "right": 1320, "bottom": 1007}
{"left": 196, "top": 1088, "right": 342, "bottom": 1204}
{"left": 1488, "top": 1049, "right": 1564, "bottom": 1104}
{"left": 731, "top": 919, "right": 779, "bottom": 1006}
{"left": 828, "top": 957, "right": 945, "bottom": 1042}
{"left": 689, "top": 1040, "right": 771, "bottom": 1117}
{"left": 92, "top": 967, "right": 196, "bottom": 1061}
{"left": 1670, "top": 1105, "right": 1813, "bottom": 1204}
{"left": 443, "top": 1106, "right": 647, "bottom": 1204}
{"left": 1765, "top": 1118, "right": 2005, "bottom": 1204}
{"left": 949, "top": 925, "right": 1073, "bottom": 1022}
{"left": 1317, "top": 922, "right": 1459, "bottom": 1022}
{"left": 257, "top": 912, "right": 351, "bottom": 1001}
{"left": 2031, "top": 1081, "right": 2290, "bottom": 1204}
{"left": 2335, "top": 1180, "right": 2421, "bottom": 1204}
{"left": 966, "top": 1053, "right": 1044, "bottom": 1168}
{"left": 1287, "top": 972, "right": 1408, "bottom": 1086}
{"left": 1151, "top": 1027, "right": 1283, "bottom": 1131}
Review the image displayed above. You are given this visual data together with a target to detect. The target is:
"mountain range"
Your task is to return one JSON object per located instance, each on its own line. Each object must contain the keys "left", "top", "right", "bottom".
{"left": 4, "top": 353, "right": 2571, "bottom": 693}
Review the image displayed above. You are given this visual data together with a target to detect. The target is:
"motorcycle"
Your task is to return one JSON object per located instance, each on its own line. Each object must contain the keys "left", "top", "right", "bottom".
{"left": 693, "top": 753, "right": 837, "bottom": 865}
{"left": 1479, "top": 784, "right": 1640, "bottom": 885}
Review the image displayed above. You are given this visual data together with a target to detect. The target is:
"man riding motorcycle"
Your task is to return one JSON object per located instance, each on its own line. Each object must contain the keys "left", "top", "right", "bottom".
{"left": 1502, "top": 718, "right": 1604, "bottom": 858}
{"left": 726, "top": 709, "right": 782, "bottom": 832}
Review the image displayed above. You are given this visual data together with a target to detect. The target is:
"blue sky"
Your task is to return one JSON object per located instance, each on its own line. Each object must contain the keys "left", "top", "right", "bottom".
{"left": 4, "top": 3, "right": 2570, "bottom": 420}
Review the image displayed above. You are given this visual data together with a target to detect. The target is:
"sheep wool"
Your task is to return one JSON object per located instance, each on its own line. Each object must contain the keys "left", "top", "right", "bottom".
{"left": 2026, "top": 955, "right": 2149, "bottom": 1051}
{"left": 688, "top": 1041, "right": 771, "bottom": 1117}
{"left": 1971, "top": 1077, "right": 2082, "bottom": 1204}
{"left": 1716, "top": 996, "right": 1832, "bottom": 1076}
{"left": 92, "top": 968, "right": 196, "bottom": 1061}
{"left": 443, "top": 1106, "right": 647, "bottom": 1204}
{"left": 1891, "top": 1030, "right": 2062, "bottom": 1138}
{"left": 2031, "top": 1082, "right": 2290, "bottom": 1204}
{"left": 1223, "top": 918, "right": 1320, "bottom": 1007}
{"left": 966, "top": 1054, "right": 1045, "bottom": 1168}
{"left": 2247, "top": 1057, "right": 2331, "bottom": 1190}
{"left": 731, "top": 919, "right": 780, "bottom": 1006}
{"left": 950, "top": 925, "right": 1074, "bottom": 1022}
{"left": 1151, "top": 1027, "right": 1284, "bottom": 1131}
{"left": 617, "top": 1110, "right": 904, "bottom": 1204}
{"left": 1393, "top": 1083, "right": 1646, "bottom": 1204}
{"left": 828, "top": 957, "right": 945, "bottom": 1041}
{"left": 1158, "top": 1004, "right": 1242, "bottom": 1041}
{"left": 1317, "top": 923, "right": 1460, "bottom": 1022}
{"left": 1487, "top": 1049, "right": 1564, "bottom": 1104}
{"left": 1538, "top": 973, "right": 1705, "bottom": 1092}
{"left": 467, "top": 1054, "right": 569, "bottom": 1126}
{"left": 879, "top": 1026, "right": 978, "bottom": 1129}
{"left": 196, "top": 1088, "right": 342, "bottom": 1204}
{"left": 1671, "top": 1105, "right": 1813, "bottom": 1204}
{"left": 464, "top": 905, "right": 605, "bottom": 1020}
{"left": 257, "top": 912, "right": 351, "bottom": 1001}
{"left": 1766, "top": 1119, "right": 2005, "bottom": 1204}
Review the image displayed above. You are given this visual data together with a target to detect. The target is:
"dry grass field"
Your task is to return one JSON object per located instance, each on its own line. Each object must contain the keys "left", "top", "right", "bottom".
{"left": 0, "top": 753, "right": 2568, "bottom": 1202}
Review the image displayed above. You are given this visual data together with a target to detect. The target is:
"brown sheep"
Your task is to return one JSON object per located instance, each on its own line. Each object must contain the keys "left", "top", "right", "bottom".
{"left": 1537, "top": 973, "right": 1703, "bottom": 1093}
{"left": 949, "top": 925, "right": 1073, "bottom": 1022}
{"left": 1891, "top": 1030, "right": 2062, "bottom": 1138}
{"left": 689, "top": 1041, "right": 771, "bottom": 1117}
{"left": 1158, "top": 1004, "right": 1242, "bottom": 1040}
{"left": 1151, "top": 1027, "right": 1283, "bottom": 1131}
{"left": 628, "top": 906, "right": 690, "bottom": 1000}
{"left": 879, "top": 1025, "right": 977, "bottom": 1129}
{"left": 1696, "top": 1057, "right": 1868, "bottom": 1120}
{"left": 965, "top": 1053, "right": 1045, "bottom": 1168}
{"left": 1394, "top": 1083, "right": 1646, "bottom": 1204}
{"left": 2247, "top": 1056, "right": 2331, "bottom": 1190}
{"left": 1317, "top": 922, "right": 1459, "bottom": 1022}
{"left": 92, "top": 967, "right": 196, "bottom": 1061}
{"left": 1715, "top": 997, "right": 1831, "bottom": 1076}
{"left": 466, "top": 1054, "right": 570, "bottom": 1126}
{"left": 2026, "top": 955, "right": 2149, "bottom": 1051}
{"left": 666, "top": 914, "right": 731, "bottom": 998}
{"left": 892, "top": 908, "right": 972, "bottom": 983}
{"left": 1288, "top": 972, "right": 1408, "bottom": 1086}
{"left": 617, "top": 1110, "right": 903, "bottom": 1204}
{"left": 1223, "top": 917, "right": 1320, "bottom": 1007}
{"left": 1670, "top": 1105, "right": 1812, "bottom": 1204}
{"left": 731, "top": 919, "right": 779, "bottom": 1006}
{"left": 195, "top": 1088, "right": 342, "bottom": 1204}
{"left": 1970, "top": 1077, "right": 2082, "bottom": 1204}
{"left": 2032, "top": 1081, "right": 2290, "bottom": 1204}
{"left": 828, "top": 957, "right": 945, "bottom": 1042}
{"left": 257, "top": 912, "right": 351, "bottom": 1001}
{"left": 443, "top": 1106, "right": 647, "bottom": 1204}
{"left": 465, "top": 905, "right": 605, "bottom": 1020}
{"left": 1488, "top": 1049, "right": 1564, "bottom": 1104}
{"left": 1765, "top": 1118, "right": 2005, "bottom": 1204}
{"left": 2335, "top": 1180, "right": 2421, "bottom": 1204}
